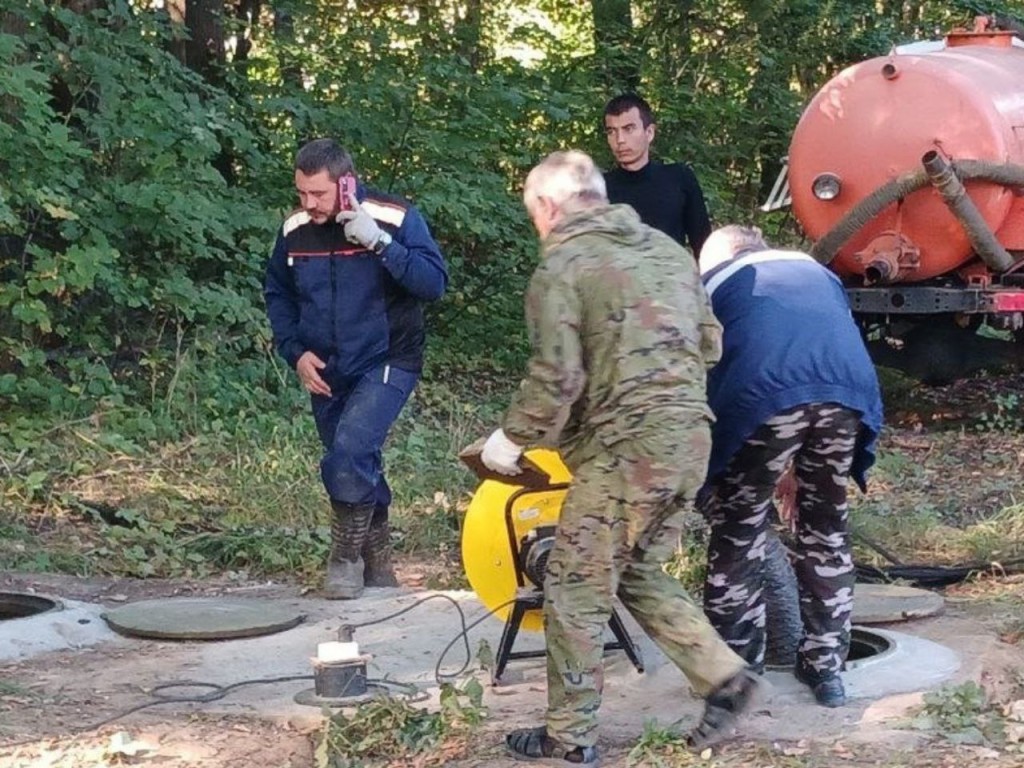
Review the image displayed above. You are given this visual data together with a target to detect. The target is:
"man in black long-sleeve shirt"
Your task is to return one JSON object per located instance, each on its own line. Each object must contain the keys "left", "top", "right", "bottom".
{"left": 603, "top": 93, "right": 712, "bottom": 258}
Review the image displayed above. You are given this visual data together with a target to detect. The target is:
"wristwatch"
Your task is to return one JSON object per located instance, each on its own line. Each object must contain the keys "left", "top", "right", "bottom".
{"left": 372, "top": 231, "right": 393, "bottom": 255}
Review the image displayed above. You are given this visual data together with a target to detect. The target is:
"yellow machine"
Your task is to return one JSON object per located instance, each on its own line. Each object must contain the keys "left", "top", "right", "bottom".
{"left": 460, "top": 448, "right": 642, "bottom": 682}
{"left": 461, "top": 449, "right": 571, "bottom": 632}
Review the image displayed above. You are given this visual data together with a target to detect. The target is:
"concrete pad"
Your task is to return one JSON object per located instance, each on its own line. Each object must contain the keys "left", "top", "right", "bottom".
{"left": 56, "top": 589, "right": 953, "bottom": 742}
{"left": 0, "top": 585, "right": 969, "bottom": 752}
{"left": 0, "top": 597, "right": 122, "bottom": 662}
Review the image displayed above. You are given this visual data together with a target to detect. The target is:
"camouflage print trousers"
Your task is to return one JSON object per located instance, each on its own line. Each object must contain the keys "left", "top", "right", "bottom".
{"left": 702, "top": 403, "right": 859, "bottom": 679}
{"left": 544, "top": 410, "right": 747, "bottom": 749}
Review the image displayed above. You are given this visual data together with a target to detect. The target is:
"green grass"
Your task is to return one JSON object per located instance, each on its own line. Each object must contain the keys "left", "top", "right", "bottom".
{"left": 0, "top": 372, "right": 511, "bottom": 585}
{"left": 6, "top": 348, "right": 1024, "bottom": 593}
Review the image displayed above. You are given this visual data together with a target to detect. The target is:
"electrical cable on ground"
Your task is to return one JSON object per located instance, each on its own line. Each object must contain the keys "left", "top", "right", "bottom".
{"left": 851, "top": 531, "right": 1024, "bottom": 587}
{"left": 0, "top": 592, "right": 516, "bottom": 752}
{"left": 337, "top": 592, "right": 515, "bottom": 684}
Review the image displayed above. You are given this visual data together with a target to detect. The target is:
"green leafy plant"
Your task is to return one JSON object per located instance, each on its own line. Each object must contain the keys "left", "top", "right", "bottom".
{"left": 627, "top": 720, "right": 691, "bottom": 767}
{"left": 315, "top": 678, "right": 486, "bottom": 767}
{"left": 664, "top": 527, "right": 709, "bottom": 596}
{"left": 911, "top": 682, "right": 1006, "bottom": 746}
{"left": 976, "top": 394, "right": 1024, "bottom": 433}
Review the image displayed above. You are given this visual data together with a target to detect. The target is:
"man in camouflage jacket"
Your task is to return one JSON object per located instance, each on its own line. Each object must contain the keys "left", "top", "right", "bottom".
{"left": 479, "top": 151, "right": 761, "bottom": 764}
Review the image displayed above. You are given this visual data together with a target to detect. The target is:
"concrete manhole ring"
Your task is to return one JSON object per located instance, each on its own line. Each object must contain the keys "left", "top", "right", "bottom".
{"left": 846, "top": 625, "right": 896, "bottom": 668}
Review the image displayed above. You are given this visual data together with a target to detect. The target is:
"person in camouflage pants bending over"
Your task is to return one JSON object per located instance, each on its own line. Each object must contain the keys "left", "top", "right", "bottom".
{"left": 479, "top": 151, "right": 763, "bottom": 765}
{"left": 698, "top": 225, "right": 883, "bottom": 708}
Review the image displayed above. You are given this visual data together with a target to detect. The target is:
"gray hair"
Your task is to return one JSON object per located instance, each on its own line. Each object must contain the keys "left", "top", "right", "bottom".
{"left": 700, "top": 225, "right": 769, "bottom": 274}
{"left": 295, "top": 138, "right": 355, "bottom": 180}
{"left": 523, "top": 150, "right": 607, "bottom": 213}
{"left": 713, "top": 225, "right": 768, "bottom": 254}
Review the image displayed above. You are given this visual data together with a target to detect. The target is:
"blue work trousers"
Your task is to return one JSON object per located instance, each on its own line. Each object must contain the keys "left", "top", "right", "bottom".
{"left": 311, "top": 363, "right": 418, "bottom": 520}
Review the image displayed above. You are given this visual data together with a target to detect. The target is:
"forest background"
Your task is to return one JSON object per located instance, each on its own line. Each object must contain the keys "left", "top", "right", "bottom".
{"left": 1, "top": 0, "right": 1019, "bottom": 583}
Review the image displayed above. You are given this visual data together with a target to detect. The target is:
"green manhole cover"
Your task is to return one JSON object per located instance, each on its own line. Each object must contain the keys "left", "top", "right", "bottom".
{"left": 102, "top": 598, "right": 304, "bottom": 640}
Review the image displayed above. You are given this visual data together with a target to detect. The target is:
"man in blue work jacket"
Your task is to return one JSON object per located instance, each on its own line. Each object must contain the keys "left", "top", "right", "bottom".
{"left": 698, "top": 225, "right": 882, "bottom": 707}
{"left": 265, "top": 138, "right": 448, "bottom": 599}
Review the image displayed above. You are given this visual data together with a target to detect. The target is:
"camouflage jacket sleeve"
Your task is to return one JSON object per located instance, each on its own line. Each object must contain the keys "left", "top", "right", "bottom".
{"left": 501, "top": 258, "right": 586, "bottom": 446}
{"left": 698, "top": 280, "right": 722, "bottom": 368}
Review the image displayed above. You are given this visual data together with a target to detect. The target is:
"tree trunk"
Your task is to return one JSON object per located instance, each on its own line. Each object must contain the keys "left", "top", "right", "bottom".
{"left": 456, "top": 0, "right": 484, "bottom": 71}
{"left": 590, "top": 0, "right": 639, "bottom": 92}
{"left": 166, "top": 0, "right": 188, "bottom": 65}
{"left": 233, "top": 0, "right": 262, "bottom": 69}
{"left": 184, "top": 0, "right": 226, "bottom": 84}
{"left": 273, "top": 5, "right": 303, "bottom": 92}
{"left": 1, "top": 9, "right": 30, "bottom": 118}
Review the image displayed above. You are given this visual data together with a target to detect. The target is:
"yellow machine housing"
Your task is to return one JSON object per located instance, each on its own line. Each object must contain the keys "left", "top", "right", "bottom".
{"left": 460, "top": 449, "right": 571, "bottom": 632}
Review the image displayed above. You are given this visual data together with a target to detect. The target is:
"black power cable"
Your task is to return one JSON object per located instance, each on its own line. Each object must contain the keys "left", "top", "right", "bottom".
{"left": 338, "top": 592, "right": 515, "bottom": 684}
{"left": 852, "top": 530, "right": 1024, "bottom": 588}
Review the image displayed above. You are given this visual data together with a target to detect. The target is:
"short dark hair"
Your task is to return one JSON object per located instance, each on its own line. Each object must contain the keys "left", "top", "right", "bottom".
{"left": 294, "top": 138, "right": 355, "bottom": 180}
{"left": 603, "top": 93, "right": 655, "bottom": 127}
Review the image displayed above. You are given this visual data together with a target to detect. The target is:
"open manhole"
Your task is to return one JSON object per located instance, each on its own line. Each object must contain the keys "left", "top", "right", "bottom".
{"left": 848, "top": 626, "right": 894, "bottom": 661}
{"left": 0, "top": 592, "right": 63, "bottom": 621}
{"left": 768, "top": 626, "right": 894, "bottom": 670}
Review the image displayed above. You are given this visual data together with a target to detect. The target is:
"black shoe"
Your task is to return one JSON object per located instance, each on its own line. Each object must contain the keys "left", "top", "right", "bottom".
{"left": 688, "top": 667, "right": 764, "bottom": 750}
{"left": 505, "top": 726, "right": 598, "bottom": 765}
{"left": 794, "top": 664, "right": 846, "bottom": 707}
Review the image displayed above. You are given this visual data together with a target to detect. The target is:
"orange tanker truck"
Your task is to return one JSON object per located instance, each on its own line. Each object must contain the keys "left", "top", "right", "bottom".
{"left": 769, "top": 16, "right": 1024, "bottom": 378}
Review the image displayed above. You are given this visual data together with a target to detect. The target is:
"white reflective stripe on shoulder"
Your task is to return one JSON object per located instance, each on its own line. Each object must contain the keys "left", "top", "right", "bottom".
{"left": 704, "top": 249, "right": 827, "bottom": 299}
{"left": 361, "top": 200, "right": 407, "bottom": 228}
{"left": 282, "top": 211, "right": 312, "bottom": 237}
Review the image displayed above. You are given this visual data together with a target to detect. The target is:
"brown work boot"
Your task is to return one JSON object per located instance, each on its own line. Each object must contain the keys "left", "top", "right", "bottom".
{"left": 363, "top": 520, "right": 399, "bottom": 587}
{"left": 324, "top": 501, "right": 374, "bottom": 600}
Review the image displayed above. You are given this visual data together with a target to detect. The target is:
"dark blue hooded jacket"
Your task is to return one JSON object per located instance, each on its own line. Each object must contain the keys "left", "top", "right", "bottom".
{"left": 264, "top": 185, "right": 447, "bottom": 377}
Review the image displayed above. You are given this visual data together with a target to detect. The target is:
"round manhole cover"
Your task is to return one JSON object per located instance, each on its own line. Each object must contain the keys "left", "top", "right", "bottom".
{"left": 0, "top": 592, "right": 62, "bottom": 621}
{"left": 102, "top": 598, "right": 304, "bottom": 640}
{"left": 852, "top": 583, "right": 945, "bottom": 624}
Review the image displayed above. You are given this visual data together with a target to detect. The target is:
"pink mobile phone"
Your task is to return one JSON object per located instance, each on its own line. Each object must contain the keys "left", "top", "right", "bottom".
{"left": 338, "top": 174, "right": 356, "bottom": 211}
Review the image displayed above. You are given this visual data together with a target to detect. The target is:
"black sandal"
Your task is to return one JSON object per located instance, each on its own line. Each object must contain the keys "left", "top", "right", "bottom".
{"left": 506, "top": 726, "right": 599, "bottom": 765}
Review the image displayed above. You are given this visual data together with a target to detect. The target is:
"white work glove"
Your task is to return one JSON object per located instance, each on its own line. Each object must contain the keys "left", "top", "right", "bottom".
{"left": 480, "top": 428, "right": 524, "bottom": 476}
{"left": 336, "top": 195, "right": 383, "bottom": 249}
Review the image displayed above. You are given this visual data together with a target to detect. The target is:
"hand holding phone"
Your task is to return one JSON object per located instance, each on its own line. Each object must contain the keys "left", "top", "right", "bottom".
{"left": 337, "top": 173, "right": 356, "bottom": 212}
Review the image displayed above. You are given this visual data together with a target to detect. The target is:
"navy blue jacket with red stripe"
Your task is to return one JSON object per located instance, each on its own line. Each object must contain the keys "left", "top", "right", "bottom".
{"left": 264, "top": 184, "right": 448, "bottom": 377}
